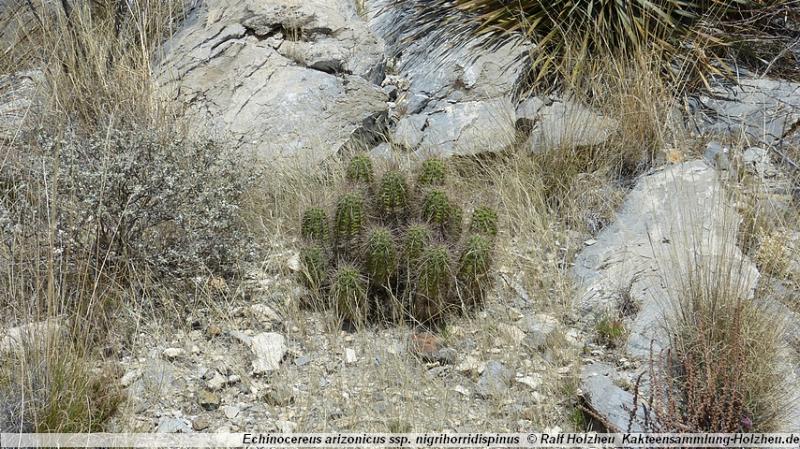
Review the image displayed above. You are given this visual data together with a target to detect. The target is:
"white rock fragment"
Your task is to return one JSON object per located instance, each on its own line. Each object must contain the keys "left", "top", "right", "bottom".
{"left": 344, "top": 348, "right": 357, "bottom": 365}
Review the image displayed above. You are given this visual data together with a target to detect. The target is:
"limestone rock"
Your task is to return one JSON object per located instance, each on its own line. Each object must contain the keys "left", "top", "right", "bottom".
{"left": 0, "top": 70, "right": 43, "bottom": 140}
{"left": 475, "top": 361, "right": 512, "bottom": 398}
{"left": 572, "top": 160, "right": 759, "bottom": 359}
{"left": 689, "top": 76, "right": 800, "bottom": 147}
{"left": 156, "top": 0, "right": 388, "bottom": 163}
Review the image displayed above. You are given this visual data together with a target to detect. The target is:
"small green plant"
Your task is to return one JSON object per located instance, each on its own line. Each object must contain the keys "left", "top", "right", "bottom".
{"left": 299, "top": 245, "right": 327, "bottom": 290}
{"left": 417, "top": 158, "right": 446, "bottom": 187}
{"left": 457, "top": 234, "right": 493, "bottom": 308}
{"left": 377, "top": 171, "right": 410, "bottom": 221}
{"left": 346, "top": 154, "right": 374, "bottom": 184}
{"left": 413, "top": 245, "right": 452, "bottom": 323}
{"left": 595, "top": 316, "right": 626, "bottom": 348}
{"left": 334, "top": 192, "right": 365, "bottom": 252}
{"left": 470, "top": 206, "right": 498, "bottom": 237}
{"left": 332, "top": 265, "right": 369, "bottom": 326}
{"left": 298, "top": 155, "right": 497, "bottom": 327}
{"left": 422, "top": 189, "right": 461, "bottom": 239}
{"left": 301, "top": 207, "right": 329, "bottom": 242}
{"left": 365, "top": 227, "right": 397, "bottom": 286}
{"left": 402, "top": 224, "right": 432, "bottom": 265}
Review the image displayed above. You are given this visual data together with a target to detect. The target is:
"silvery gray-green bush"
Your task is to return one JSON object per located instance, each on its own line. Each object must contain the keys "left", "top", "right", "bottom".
{"left": 9, "top": 127, "right": 259, "bottom": 280}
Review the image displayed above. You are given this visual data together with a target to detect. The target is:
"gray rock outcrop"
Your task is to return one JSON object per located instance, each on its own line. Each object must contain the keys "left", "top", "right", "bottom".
{"left": 689, "top": 76, "right": 800, "bottom": 147}
{"left": 367, "top": 0, "right": 525, "bottom": 157}
{"left": 573, "top": 160, "right": 758, "bottom": 358}
{"left": 156, "top": 0, "right": 388, "bottom": 163}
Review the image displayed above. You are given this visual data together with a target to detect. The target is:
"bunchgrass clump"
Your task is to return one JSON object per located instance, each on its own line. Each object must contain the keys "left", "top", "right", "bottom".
{"left": 297, "top": 155, "right": 499, "bottom": 326}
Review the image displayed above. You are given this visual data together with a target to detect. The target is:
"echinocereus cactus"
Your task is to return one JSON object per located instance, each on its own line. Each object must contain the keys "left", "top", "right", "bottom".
{"left": 365, "top": 227, "right": 398, "bottom": 287}
{"left": 334, "top": 192, "right": 365, "bottom": 252}
{"left": 377, "top": 171, "right": 410, "bottom": 221}
{"left": 346, "top": 154, "right": 374, "bottom": 185}
{"left": 412, "top": 244, "right": 452, "bottom": 323}
{"left": 470, "top": 206, "right": 498, "bottom": 237}
{"left": 332, "top": 264, "right": 369, "bottom": 326}
{"left": 457, "top": 234, "right": 493, "bottom": 308}
{"left": 299, "top": 244, "right": 327, "bottom": 290}
{"left": 301, "top": 207, "right": 328, "bottom": 242}
{"left": 417, "top": 158, "right": 446, "bottom": 187}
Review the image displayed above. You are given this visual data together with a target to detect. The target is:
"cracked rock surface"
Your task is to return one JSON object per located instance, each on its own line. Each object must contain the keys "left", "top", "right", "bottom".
{"left": 156, "top": 0, "right": 388, "bottom": 163}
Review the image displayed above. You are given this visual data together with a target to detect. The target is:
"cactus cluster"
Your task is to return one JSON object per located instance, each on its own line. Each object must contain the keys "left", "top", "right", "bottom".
{"left": 298, "top": 155, "right": 498, "bottom": 327}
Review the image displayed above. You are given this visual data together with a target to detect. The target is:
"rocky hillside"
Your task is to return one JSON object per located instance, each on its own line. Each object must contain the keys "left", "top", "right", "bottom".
{"left": 1, "top": 0, "right": 800, "bottom": 437}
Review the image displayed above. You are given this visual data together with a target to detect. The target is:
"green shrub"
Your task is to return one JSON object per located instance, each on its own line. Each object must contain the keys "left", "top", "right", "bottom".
{"left": 15, "top": 128, "right": 258, "bottom": 281}
{"left": 298, "top": 155, "right": 497, "bottom": 326}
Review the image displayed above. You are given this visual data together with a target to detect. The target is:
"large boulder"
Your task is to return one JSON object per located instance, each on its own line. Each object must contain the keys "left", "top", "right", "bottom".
{"left": 156, "top": 0, "right": 388, "bottom": 163}
{"left": 573, "top": 160, "right": 759, "bottom": 357}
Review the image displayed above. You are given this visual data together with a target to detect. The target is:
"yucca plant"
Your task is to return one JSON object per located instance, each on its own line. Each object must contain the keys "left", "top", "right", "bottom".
{"left": 412, "top": 245, "right": 453, "bottom": 323}
{"left": 301, "top": 207, "right": 329, "bottom": 242}
{"left": 457, "top": 234, "right": 493, "bottom": 308}
{"left": 383, "top": 0, "right": 759, "bottom": 86}
{"left": 346, "top": 154, "right": 374, "bottom": 185}
{"left": 332, "top": 265, "right": 370, "bottom": 326}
